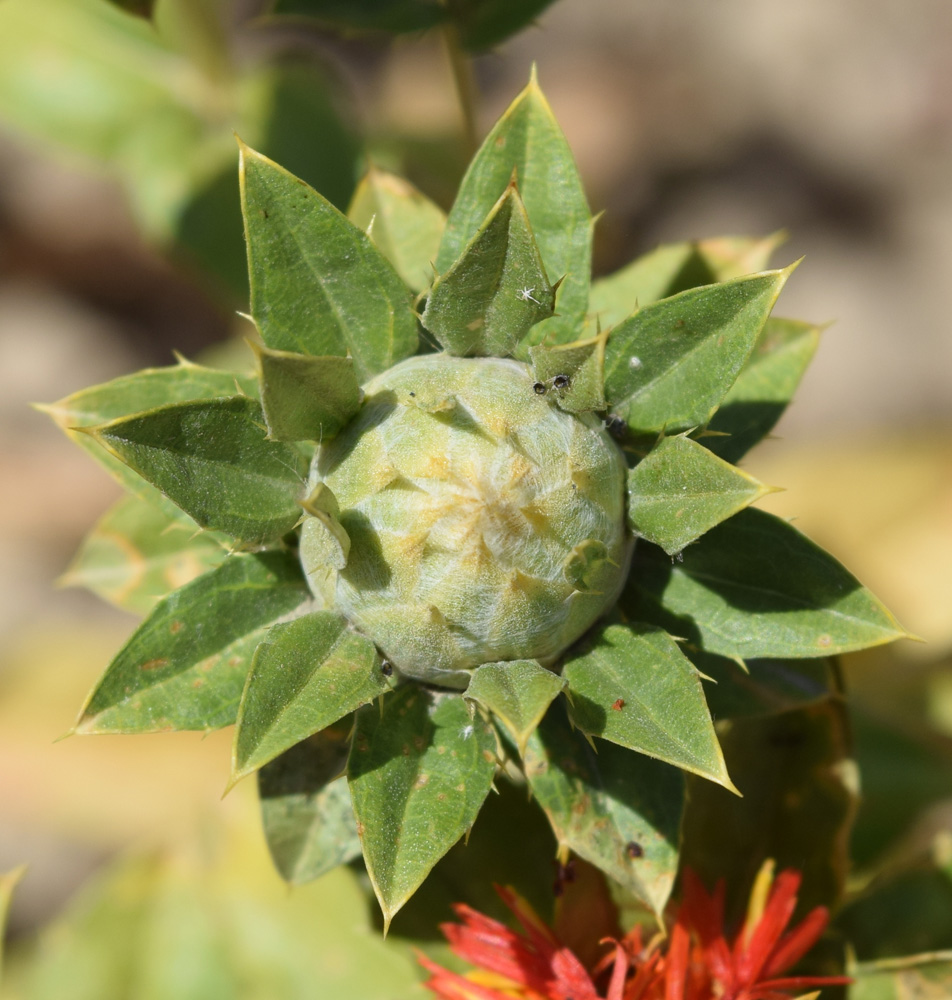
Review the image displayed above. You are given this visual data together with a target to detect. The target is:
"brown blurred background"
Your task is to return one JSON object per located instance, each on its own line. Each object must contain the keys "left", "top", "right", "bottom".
{"left": 1, "top": 0, "right": 951, "bottom": 959}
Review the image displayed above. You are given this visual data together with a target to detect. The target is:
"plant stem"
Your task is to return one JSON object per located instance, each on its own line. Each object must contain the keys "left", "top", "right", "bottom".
{"left": 442, "top": 23, "right": 478, "bottom": 157}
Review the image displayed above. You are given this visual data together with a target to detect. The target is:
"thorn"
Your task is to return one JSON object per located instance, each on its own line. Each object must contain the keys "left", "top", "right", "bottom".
{"left": 581, "top": 730, "right": 598, "bottom": 753}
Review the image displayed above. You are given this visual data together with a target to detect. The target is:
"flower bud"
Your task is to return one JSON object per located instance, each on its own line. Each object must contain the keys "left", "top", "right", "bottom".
{"left": 302, "top": 354, "right": 631, "bottom": 687}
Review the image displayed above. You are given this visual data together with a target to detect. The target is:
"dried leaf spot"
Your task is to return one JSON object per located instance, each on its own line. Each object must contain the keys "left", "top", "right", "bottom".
{"left": 612, "top": 698, "right": 625, "bottom": 711}
{"left": 414, "top": 773, "right": 430, "bottom": 788}
{"left": 817, "top": 634, "right": 832, "bottom": 647}
{"left": 191, "top": 678, "right": 205, "bottom": 689}
{"left": 139, "top": 658, "right": 168, "bottom": 672}
{"left": 355, "top": 820, "right": 365, "bottom": 837}
{"left": 436, "top": 745, "right": 446, "bottom": 754}
{"left": 402, "top": 744, "right": 411, "bottom": 756}
{"left": 481, "top": 749, "right": 495, "bottom": 764}
{"left": 169, "top": 620, "right": 183, "bottom": 635}
{"left": 455, "top": 783, "right": 465, "bottom": 792}
{"left": 413, "top": 735, "right": 425, "bottom": 751}
{"left": 625, "top": 841, "right": 644, "bottom": 859}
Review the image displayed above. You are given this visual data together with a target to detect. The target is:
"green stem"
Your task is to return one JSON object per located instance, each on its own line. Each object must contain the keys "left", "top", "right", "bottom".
{"left": 442, "top": 23, "right": 478, "bottom": 157}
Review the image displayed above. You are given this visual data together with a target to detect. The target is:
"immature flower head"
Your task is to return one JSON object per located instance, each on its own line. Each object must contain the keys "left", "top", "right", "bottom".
{"left": 302, "top": 353, "right": 632, "bottom": 687}
{"left": 55, "top": 69, "right": 906, "bottom": 930}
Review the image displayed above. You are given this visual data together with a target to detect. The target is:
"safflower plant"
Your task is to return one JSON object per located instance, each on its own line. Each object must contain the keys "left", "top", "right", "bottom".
{"left": 45, "top": 69, "right": 907, "bottom": 937}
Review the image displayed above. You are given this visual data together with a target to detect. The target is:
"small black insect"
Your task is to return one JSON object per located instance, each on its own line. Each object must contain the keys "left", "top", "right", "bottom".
{"left": 409, "top": 391, "right": 416, "bottom": 397}
{"left": 532, "top": 381, "right": 547, "bottom": 395}
{"left": 603, "top": 415, "right": 626, "bottom": 440}
{"left": 625, "top": 841, "right": 644, "bottom": 859}
{"left": 553, "top": 373, "right": 571, "bottom": 390}
{"left": 381, "top": 660, "right": 393, "bottom": 677}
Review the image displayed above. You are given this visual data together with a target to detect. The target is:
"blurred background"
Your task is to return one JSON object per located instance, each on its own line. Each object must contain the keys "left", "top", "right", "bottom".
{"left": 1, "top": 0, "right": 951, "bottom": 994}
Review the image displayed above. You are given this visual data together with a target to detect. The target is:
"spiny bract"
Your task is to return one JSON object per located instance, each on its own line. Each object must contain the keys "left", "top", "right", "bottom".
{"left": 48, "top": 69, "right": 907, "bottom": 928}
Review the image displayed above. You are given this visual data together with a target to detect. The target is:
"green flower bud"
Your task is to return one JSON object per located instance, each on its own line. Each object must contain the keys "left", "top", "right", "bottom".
{"left": 301, "top": 354, "right": 632, "bottom": 687}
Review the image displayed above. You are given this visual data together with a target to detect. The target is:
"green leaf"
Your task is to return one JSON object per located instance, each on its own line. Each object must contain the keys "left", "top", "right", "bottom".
{"left": 268, "top": 0, "right": 445, "bottom": 33}
{"left": 232, "top": 612, "right": 388, "bottom": 784}
{"left": 704, "top": 317, "right": 822, "bottom": 463}
{"left": 454, "top": 0, "right": 560, "bottom": 51}
{"left": 422, "top": 182, "right": 554, "bottom": 356}
{"left": 465, "top": 659, "right": 564, "bottom": 756}
{"left": 268, "top": 0, "right": 560, "bottom": 52}
{"left": 524, "top": 702, "right": 683, "bottom": 917}
{"left": 89, "top": 396, "right": 308, "bottom": 547}
{"left": 627, "top": 434, "right": 775, "bottom": 555}
{"left": 107, "top": 0, "right": 155, "bottom": 16}
{"left": 850, "top": 708, "right": 952, "bottom": 869}
{"left": 347, "top": 167, "right": 445, "bottom": 294}
{"left": 41, "top": 358, "right": 257, "bottom": 499}
{"left": 0, "top": 0, "right": 223, "bottom": 239}
{"left": 177, "top": 59, "right": 361, "bottom": 303}
{"left": 562, "top": 621, "right": 733, "bottom": 789}
{"left": 61, "top": 491, "right": 228, "bottom": 615}
{"left": 437, "top": 68, "right": 591, "bottom": 348}
{"left": 348, "top": 687, "right": 496, "bottom": 928}
{"left": 529, "top": 330, "right": 607, "bottom": 413}
{"left": 603, "top": 266, "right": 796, "bottom": 435}
{"left": 589, "top": 232, "right": 786, "bottom": 330}
{"left": 691, "top": 650, "right": 835, "bottom": 720}
{"left": 252, "top": 343, "right": 362, "bottom": 442}
{"left": 623, "top": 508, "right": 909, "bottom": 659}
{"left": 850, "top": 955, "right": 952, "bottom": 1000}
{"left": 258, "top": 721, "right": 361, "bottom": 885}
{"left": 385, "top": 777, "right": 559, "bottom": 940}
{"left": 77, "top": 551, "right": 309, "bottom": 733}
{"left": 240, "top": 143, "right": 418, "bottom": 382}
{"left": 838, "top": 862, "right": 952, "bottom": 962}
{"left": 680, "top": 698, "right": 856, "bottom": 923}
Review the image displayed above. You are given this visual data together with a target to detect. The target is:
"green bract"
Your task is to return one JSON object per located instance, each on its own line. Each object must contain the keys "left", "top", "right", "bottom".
{"left": 49, "top": 70, "right": 909, "bottom": 929}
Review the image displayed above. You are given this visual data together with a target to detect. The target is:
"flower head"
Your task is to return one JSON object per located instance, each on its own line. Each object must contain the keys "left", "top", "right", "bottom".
{"left": 419, "top": 863, "right": 851, "bottom": 1000}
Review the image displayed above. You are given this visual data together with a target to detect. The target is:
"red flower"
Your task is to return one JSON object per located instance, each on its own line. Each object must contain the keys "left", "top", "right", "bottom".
{"left": 418, "top": 862, "right": 851, "bottom": 1000}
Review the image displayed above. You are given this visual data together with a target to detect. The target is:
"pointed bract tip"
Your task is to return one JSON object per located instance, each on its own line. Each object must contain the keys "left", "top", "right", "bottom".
{"left": 720, "top": 773, "right": 743, "bottom": 798}
{"left": 221, "top": 771, "right": 244, "bottom": 799}
{"left": 53, "top": 727, "right": 76, "bottom": 744}
{"left": 70, "top": 423, "right": 99, "bottom": 438}
{"left": 529, "top": 62, "right": 539, "bottom": 86}
{"left": 782, "top": 256, "right": 805, "bottom": 277}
